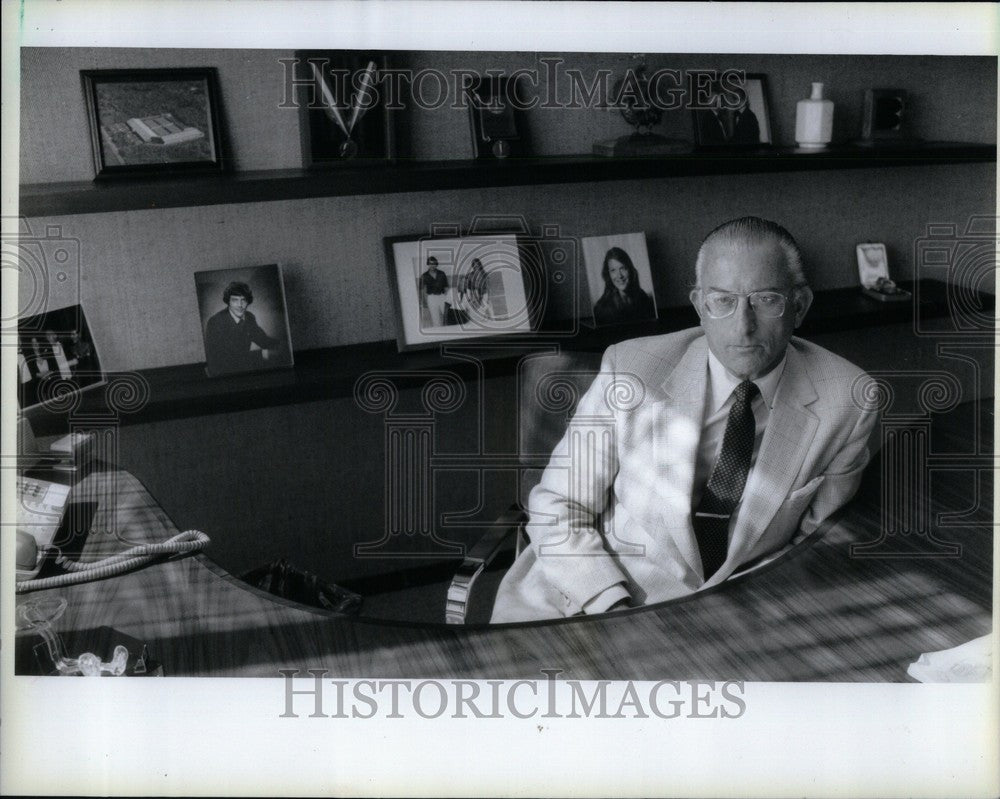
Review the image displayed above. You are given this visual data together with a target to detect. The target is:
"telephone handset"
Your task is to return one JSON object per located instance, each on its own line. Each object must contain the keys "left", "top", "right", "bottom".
{"left": 16, "top": 529, "right": 42, "bottom": 574}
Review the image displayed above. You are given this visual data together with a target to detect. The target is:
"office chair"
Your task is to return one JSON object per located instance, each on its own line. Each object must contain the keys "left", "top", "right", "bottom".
{"left": 445, "top": 349, "right": 604, "bottom": 624}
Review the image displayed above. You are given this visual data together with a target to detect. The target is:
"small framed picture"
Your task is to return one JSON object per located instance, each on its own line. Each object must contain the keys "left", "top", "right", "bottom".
{"left": 464, "top": 73, "right": 522, "bottom": 159}
{"left": 693, "top": 73, "right": 772, "bottom": 147}
{"left": 296, "top": 51, "right": 396, "bottom": 167}
{"left": 581, "top": 232, "right": 658, "bottom": 327}
{"left": 194, "top": 264, "right": 294, "bottom": 377}
{"left": 81, "top": 68, "right": 226, "bottom": 178}
{"left": 861, "top": 89, "right": 908, "bottom": 141}
{"left": 856, "top": 242, "right": 911, "bottom": 302}
{"left": 385, "top": 231, "right": 535, "bottom": 351}
{"left": 16, "top": 304, "right": 105, "bottom": 413}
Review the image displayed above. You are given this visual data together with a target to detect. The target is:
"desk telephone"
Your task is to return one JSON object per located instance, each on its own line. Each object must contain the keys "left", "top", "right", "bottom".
{"left": 15, "top": 474, "right": 74, "bottom": 580}
{"left": 15, "top": 444, "right": 210, "bottom": 593}
{"left": 16, "top": 432, "right": 96, "bottom": 581}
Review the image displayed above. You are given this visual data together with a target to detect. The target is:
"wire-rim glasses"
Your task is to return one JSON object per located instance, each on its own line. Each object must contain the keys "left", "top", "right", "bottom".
{"left": 701, "top": 289, "right": 790, "bottom": 319}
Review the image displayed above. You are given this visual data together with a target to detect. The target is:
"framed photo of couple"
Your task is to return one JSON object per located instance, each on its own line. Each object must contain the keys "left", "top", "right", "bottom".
{"left": 385, "top": 231, "right": 536, "bottom": 351}
{"left": 692, "top": 73, "right": 773, "bottom": 148}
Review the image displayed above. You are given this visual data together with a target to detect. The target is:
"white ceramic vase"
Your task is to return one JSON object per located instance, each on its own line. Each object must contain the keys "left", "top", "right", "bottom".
{"left": 795, "top": 82, "right": 834, "bottom": 149}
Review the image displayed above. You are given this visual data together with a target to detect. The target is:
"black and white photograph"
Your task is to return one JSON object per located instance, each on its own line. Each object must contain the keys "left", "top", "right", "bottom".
{"left": 582, "top": 232, "right": 658, "bottom": 326}
{"left": 2, "top": 2, "right": 997, "bottom": 798}
{"left": 16, "top": 304, "right": 104, "bottom": 412}
{"left": 194, "top": 264, "right": 294, "bottom": 376}
{"left": 386, "top": 231, "right": 533, "bottom": 350}
{"left": 693, "top": 72, "right": 773, "bottom": 147}
{"left": 81, "top": 67, "right": 225, "bottom": 177}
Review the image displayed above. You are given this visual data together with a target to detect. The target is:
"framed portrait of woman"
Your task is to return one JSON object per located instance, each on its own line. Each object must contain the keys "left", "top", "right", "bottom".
{"left": 581, "top": 232, "right": 659, "bottom": 327}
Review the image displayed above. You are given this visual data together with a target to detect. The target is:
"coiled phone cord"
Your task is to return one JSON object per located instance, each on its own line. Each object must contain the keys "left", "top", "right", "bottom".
{"left": 15, "top": 530, "right": 210, "bottom": 594}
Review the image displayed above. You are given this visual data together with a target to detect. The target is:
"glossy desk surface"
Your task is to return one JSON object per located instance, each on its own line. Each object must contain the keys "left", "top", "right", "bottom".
{"left": 15, "top": 459, "right": 992, "bottom": 681}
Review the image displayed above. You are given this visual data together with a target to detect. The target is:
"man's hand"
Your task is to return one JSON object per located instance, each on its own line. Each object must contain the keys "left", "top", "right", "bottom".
{"left": 575, "top": 595, "right": 633, "bottom": 616}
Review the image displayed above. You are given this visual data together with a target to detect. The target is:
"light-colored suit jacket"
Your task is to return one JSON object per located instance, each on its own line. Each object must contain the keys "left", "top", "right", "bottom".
{"left": 492, "top": 328, "right": 878, "bottom": 623}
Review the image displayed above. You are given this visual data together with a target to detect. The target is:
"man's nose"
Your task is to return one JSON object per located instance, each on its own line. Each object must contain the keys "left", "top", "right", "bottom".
{"left": 735, "top": 296, "right": 757, "bottom": 334}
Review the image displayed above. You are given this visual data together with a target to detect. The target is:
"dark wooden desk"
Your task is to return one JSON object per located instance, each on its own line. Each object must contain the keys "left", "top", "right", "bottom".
{"left": 15, "top": 441, "right": 991, "bottom": 681}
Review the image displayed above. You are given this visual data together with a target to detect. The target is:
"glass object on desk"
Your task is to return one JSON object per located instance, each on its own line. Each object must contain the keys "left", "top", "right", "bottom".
{"left": 16, "top": 596, "right": 128, "bottom": 676}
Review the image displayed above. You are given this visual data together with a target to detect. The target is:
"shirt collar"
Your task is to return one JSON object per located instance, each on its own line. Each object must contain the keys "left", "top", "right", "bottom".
{"left": 228, "top": 309, "right": 244, "bottom": 324}
{"left": 707, "top": 348, "right": 786, "bottom": 413}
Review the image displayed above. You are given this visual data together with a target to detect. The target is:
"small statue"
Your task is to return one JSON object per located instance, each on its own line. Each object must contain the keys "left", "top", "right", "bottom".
{"left": 615, "top": 63, "right": 664, "bottom": 135}
{"left": 594, "top": 59, "right": 689, "bottom": 157}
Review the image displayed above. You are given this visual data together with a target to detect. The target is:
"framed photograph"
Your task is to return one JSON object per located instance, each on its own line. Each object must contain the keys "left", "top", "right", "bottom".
{"left": 17, "top": 304, "right": 105, "bottom": 413}
{"left": 856, "top": 242, "right": 890, "bottom": 288}
{"left": 464, "top": 74, "right": 523, "bottom": 159}
{"left": 296, "top": 51, "right": 396, "bottom": 167}
{"left": 693, "top": 72, "right": 772, "bottom": 147}
{"left": 385, "top": 231, "right": 535, "bottom": 351}
{"left": 194, "top": 264, "right": 294, "bottom": 377}
{"left": 856, "top": 242, "right": 911, "bottom": 302}
{"left": 81, "top": 68, "right": 226, "bottom": 178}
{"left": 861, "top": 89, "right": 908, "bottom": 141}
{"left": 581, "top": 232, "right": 658, "bottom": 327}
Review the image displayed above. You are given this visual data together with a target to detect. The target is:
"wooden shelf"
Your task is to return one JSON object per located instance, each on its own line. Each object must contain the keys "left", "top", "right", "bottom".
{"left": 20, "top": 141, "right": 995, "bottom": 217}
{"left": 24, "top": 279, "right": 992, "bottom": 435}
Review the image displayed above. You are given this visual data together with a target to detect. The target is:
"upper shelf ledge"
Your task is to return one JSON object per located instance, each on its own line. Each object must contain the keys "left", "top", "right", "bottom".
{"left": 20, "top": 141, "right": 996, "bottom": 217}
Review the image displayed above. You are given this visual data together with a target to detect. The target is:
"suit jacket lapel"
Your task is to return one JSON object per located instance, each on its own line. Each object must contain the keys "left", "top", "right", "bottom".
{"left": 650, "top": 337, "right": 709, "bottom": 577}
{"left": 713, "top": 344, "right": 819, "bottom": 581}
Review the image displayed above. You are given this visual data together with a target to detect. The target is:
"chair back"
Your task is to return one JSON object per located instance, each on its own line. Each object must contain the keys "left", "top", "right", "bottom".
{"left": 444, "top": 349, "right": 604, "bottom": 625}
{"left": 516, "top": 349, "right": 604, "bottom": 504}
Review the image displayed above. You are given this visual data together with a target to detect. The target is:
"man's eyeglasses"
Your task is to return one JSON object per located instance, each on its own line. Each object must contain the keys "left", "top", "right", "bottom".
{"left": 700, "top": 290, "right": 790, "bottom": 319}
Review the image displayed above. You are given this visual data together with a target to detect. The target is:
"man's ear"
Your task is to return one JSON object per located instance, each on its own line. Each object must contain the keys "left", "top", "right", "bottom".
{"left": 689, "top": 288, "right": 704, "bottom": 320}
{"left": 791, "top": 286, "right": 814, "bottom": 327}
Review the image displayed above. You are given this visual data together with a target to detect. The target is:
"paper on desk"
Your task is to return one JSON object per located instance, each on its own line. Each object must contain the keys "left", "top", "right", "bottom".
{"left": 906, "top": 634, "right": 992, "bottom": 683}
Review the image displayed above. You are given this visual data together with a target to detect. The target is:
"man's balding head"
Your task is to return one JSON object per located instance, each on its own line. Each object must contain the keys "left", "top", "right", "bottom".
{"left": 695, "top": 216, "right": 808, "bottom": 290}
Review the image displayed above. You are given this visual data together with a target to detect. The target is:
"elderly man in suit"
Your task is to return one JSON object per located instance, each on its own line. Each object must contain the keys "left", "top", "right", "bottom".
{"left": 492, "top": 216, "right": 878, "bottom": 622}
